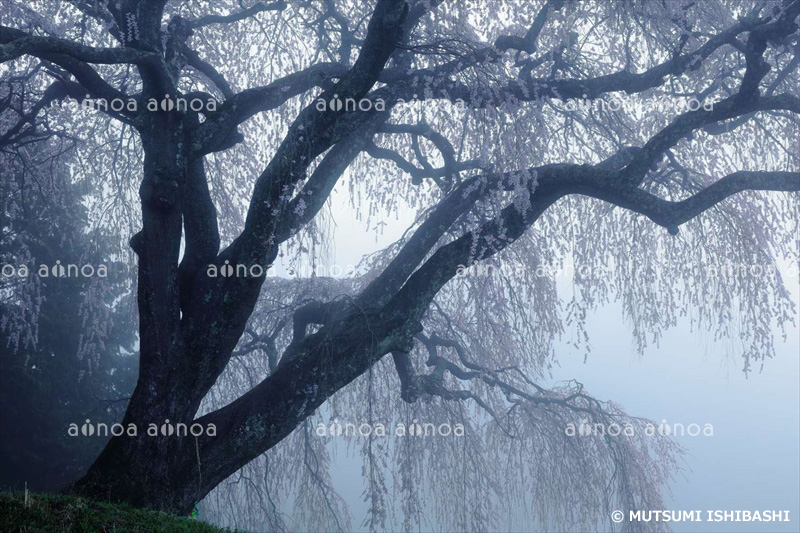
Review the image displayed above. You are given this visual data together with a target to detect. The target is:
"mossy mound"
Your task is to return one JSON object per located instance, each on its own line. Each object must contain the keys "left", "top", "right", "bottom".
{"left": 0, "top": 492, "right": 227, "bottom": 532}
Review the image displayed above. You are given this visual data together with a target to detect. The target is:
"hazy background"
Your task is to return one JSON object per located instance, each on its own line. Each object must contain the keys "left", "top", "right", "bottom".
{"left": 309, "top": 176, "right": 800, "bottom": 532}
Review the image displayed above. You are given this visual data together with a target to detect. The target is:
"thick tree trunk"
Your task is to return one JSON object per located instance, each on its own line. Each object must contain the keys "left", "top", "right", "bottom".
{"left": 71, "top": 111, "right": 200, "bottom": 513}
{"left": 67, "top": 0, "right": 416, "bottom": 514}
{"left": 70, "top": 296, "right": 416, "bottom": 514}
{"left": 71, "top": 415, "right": 199, "bottom": 514}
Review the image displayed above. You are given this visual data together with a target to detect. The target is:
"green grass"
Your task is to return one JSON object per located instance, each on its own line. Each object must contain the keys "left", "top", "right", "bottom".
{"left": 0, "top": 492, "right": 227, "bottom": 532}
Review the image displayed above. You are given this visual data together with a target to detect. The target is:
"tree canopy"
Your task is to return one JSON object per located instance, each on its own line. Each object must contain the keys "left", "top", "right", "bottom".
{"left": 1, "top": 0, "right": 798, "bottom": 531}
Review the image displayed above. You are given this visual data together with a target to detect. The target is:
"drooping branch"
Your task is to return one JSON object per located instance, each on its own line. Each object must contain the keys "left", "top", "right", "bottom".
{"left": 373, "top": 6, "right": 785, "bottom": 109}
{"left": 620, "top": 94, "right": 800, "bottom": 185}
{"left": 602, "top": 171, "right": 800, "bottom": 234}
{"left": 704, "top": 53, "right": 800, "bottom": 135}
{"left": 183, "top": 47, "right": 234, "bottom": 99}
{"left": 231, "top": 321, "right": 287, "bottom": 372}
{"left": 367, "top": 140, "right": 483, "bottom": 184}
{"left": 63, "top": 0, "right": 125, "bottom": 43}
{"left": 193, "top": 302, "right": 416, "bottom": 498}
{"left": 188, "top": 62, "right": 347, "bottom": 156}
{"left": 366, "top": 141, "right": 429, "bottom": 182}
{"left": 382, "top": 171, "right": 565, "bottom": 324}
{"left": 177, "top": 0, "right": 411, "bottom": 419}
{"left": 189, "top": 167, "right": 562, "bottom": 495}
{"left": 358, "top": 165, "right": 545, "bottom": 307}
{"left": 390, "top": 345, "right": 500, "bottom": 421}
{"left": 187, "top": 1, "right": 288, "bottom": 30}
{"left": 0, "top": 81, "right": 70, "bottom": 147}
{"left": 0, "top": 26, "right": 159, "bottom": 65}
{"left": 399, "top": 333, "right": 604, "bottom": 424}
{"left": 234, "top": 0, "right": 409, "bottom": 251}
{"left": 377, "top": 123, "right": 471, "bottom": 189}
{"left": 1, "top": 27, "right": 136, "bottom": 120}
{"left": 191, "top": 86, "right": 797, "bottom": 524}
{"left": 495, "top": 0, "right": 567, "bottom": 54}
{"left": 273, "top": 110, "right": 392, "bottom": 243}
{"left": 38, "top": 57, "right": 135, "bottom": 116}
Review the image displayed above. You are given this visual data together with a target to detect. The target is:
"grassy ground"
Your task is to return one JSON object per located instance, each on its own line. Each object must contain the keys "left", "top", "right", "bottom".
{"left": 0, "top": 492, "right": 227, "bottom": 532}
